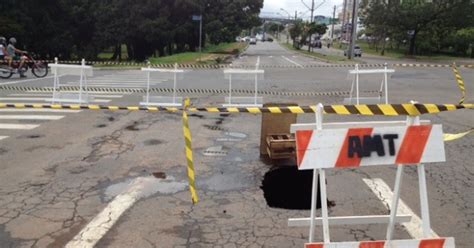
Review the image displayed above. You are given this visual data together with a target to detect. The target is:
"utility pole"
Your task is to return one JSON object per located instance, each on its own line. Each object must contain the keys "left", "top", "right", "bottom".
{"left": 295, "top": 11, "right": 298, "bottom": 20}
{"left": 308, "top": 0, "right": 315, "bottom": 52}
{"left": 348, "top": 0, "right": 359, "bottom": 60}
{"left": 331, "top": 5, "right": 336, "bottom": 44}
{"left": 342, "top": 0, "right": 347, "bottom": 42}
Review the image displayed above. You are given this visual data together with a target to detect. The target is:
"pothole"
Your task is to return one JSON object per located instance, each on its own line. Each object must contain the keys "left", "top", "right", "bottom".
{"left": 144, "top": 139, "right": 164, "bottom": 146}
{"left": 203, "top": 146, "right": 229, "bottom": 157}
{"left": 152, "top": 172, "right": 167, "bottom": 179}
{"left": 18, "top": 134, "right": 44, "bottom": 139}
{"left": 108, "top": 117, "right": 116, "bottom": 122}
{"left": 204, "top": 125, "right": 225, "bottom": 131}
{"left": 96, "top": 124, "right": 107, "bottom": 128}
{"left": 261, "top": 166, "right": 321, "bottom": 210}
{"left": 0, "top": 148, "right": 8, "bottom": 155}
{"left": 125, "top": 122, "right": 140, "bottom": 131}
{"left": 189, "top": 114, "right": 205, "bottom": 119}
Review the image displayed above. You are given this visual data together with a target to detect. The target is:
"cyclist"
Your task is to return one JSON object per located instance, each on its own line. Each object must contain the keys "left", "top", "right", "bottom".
{"left": 7, "top": 37, "right": 27, "bottom": 78}
{"left": 0, "top": 37, "right": 8, "bottom": 61}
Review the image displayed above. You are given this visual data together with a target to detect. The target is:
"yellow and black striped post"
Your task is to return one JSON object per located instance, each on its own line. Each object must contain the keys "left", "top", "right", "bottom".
{"left": 453, "top": 63, "right": 466, "bottom": 104}
{"left": 182, "top": 98, "right": 199, "bottom": 204}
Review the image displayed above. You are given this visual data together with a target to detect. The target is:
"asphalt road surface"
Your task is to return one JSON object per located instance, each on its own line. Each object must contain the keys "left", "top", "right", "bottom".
{"left": 0, "top": 41, "right": 473, "bottom": 247}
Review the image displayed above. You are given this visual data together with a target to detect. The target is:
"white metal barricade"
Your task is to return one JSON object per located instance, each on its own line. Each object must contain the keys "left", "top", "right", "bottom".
{"left": 48, "top": 58, "right": 93, "bottom": 104}
{"left": 223, "top": 58, "right": 264, "bottom": 107}
{"left": 140, "top": 63, "right": 184, "bottom": 107}
{"left": 289, "top": 103, "right": 455, "bottom": 248}
{"left": 344, "top": 64, "right": 395, "bottom": 105}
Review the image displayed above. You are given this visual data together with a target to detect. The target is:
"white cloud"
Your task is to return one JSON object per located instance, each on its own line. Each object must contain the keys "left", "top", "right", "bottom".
{"left": 262, "top": 0, "right": 344, "bottom": 19}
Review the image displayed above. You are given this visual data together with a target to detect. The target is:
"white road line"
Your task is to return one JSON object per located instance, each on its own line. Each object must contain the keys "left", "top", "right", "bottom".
{"left": 363, "top": 178, "right": 439, "bottom": 239}
{"left": 66, "top": 176, "right": 187, "bottom": 248}
{"left": 0, "top": 115, "right": 64, "bottom": 120}
{"left": 0, "top": 124, "right": 40, "bottom": 130}
{"left": 0, "top": 75, "right": 63, "bottom": 86}
{"left": 0, "top": 109, "right": 81, "bottom": 113}
{"left": 0, "top": 136, "right": 8, "bottom": 141}
{"left": 0, "top": 98, "right": 111, "bottom": 103}
{"left": 281, "top": 56, "right": 304, "bottom": 68}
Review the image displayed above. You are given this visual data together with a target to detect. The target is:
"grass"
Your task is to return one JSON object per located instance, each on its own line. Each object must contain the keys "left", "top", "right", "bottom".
{"left": 94, "top": 42, "right": 247, "bottom": 67}
{"left": 149, "top": 42, "right": 247, "bottom": 65}
{"left": 334, "top": 41, "right": 473, "bottom": 62}
{"left": 280, "top": 42, "right": 353, "bottom": 64}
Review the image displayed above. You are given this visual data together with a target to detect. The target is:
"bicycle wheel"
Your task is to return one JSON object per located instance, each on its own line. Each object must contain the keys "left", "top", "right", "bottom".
{"left": 32, "top": 63, "right": 48, "bottom": 78}
{"left": 0, "top": 65, "right": 13, "bottom": 79}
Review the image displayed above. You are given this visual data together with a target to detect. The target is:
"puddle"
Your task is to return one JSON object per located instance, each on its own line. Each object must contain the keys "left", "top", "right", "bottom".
{"left": 103, "top": 176, "right": 186, "bottom": 202}
{"left": 225, "top": 132, "right": 247, "bottom": 139}
{"left": 203, "top": 146, "right": 229, "bottom": 157}
{"left": 144, "top": 139, "right": 164, "bottom": 146}
{"left": 203, "top": 172, "right": 252, "bottom": 192}
{"left": 261, "top": 166, "right": 320, "bottom": 210}
{"left": 216, "top": 132, "right": 247, "bottom": 142}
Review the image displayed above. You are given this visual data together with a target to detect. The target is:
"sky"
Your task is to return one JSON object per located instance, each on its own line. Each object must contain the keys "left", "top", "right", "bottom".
{"left": 261, "top": 0, "right": 344, "bottom": 19}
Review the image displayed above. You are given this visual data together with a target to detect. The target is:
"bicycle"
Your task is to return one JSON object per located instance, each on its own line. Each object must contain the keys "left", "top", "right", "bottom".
{"left": 0, "top": 52, "right": 48, "bottom": 79}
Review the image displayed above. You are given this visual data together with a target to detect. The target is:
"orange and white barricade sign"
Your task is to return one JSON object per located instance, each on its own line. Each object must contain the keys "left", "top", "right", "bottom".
{"left": 289, "top": 103, "right": 455, "bottom": 248}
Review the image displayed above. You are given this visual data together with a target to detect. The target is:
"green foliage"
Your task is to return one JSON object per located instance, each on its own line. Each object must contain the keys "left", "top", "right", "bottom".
{"left": 0, "top": 0, "right": 263, "bottom": 60}
{"left": 360, "top": 0, "right": 474, "bottom": 56}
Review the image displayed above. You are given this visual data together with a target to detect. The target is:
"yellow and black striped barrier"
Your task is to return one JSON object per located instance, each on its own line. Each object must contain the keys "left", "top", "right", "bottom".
{"left": 0, "top": 103, "right": 473, "bottom": 116}
{"left": 182, "top": 99, "right": 199, "bottom": 204}
{"left": 452, "top": 63, "right": 466, "bottom": 104}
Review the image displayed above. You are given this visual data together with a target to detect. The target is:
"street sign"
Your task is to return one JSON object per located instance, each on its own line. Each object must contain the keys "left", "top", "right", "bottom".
{"left": 192, "top": 15, "right": 202, "bottom": 21}
{"left": 296, "top": 125, "right": 445, "bottom": 170}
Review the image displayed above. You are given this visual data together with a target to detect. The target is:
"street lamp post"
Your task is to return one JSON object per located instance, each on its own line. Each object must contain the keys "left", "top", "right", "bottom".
{"left": 192, "top": 15, "right": 203, "bottom": 61}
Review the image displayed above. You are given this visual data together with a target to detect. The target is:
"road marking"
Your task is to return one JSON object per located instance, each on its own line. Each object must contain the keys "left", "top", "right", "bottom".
{"left": 0, "top": 75, "right": 62, "bottom": 86}
{"left": 363, "top": 178, "right": 439, "bottom": 239}
{"left": 0, "top": 109, "right": 81, "bottom": 113}
{"left": 0, "top": 97, "right": 111, "bottom": 103}
{"left": 66, "top": 176, "right": 187, "bottom": 248}
{"left": 0, "top": 136, "right": 8, "bottom": 141}
{"left": 0, "top": 115, "right": 64, "bottom": 120}
{"left": 0, "top": 123, "right": 40, "bottom": 130}
{"left": 281, "top": 56, "right": 304, "bottom": 68}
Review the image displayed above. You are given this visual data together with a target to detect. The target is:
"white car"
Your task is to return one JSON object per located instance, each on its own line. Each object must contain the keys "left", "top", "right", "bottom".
{"left": 249, "top": 37, "right": 257, "bottom": 45}
{"left": 344, "top": 45, "right": 362, "bottom": 57}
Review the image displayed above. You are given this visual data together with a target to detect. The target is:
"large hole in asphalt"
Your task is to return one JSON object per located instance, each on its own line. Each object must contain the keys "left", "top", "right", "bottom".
{"left": 261, "top": 166, "right": 320, "bottom": 210}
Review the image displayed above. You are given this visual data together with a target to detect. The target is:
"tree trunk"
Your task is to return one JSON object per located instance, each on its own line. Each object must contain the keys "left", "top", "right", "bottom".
{"left": 408, "top": 31, "right": 418, "bottom": 55}
{"left": 126, "top": 43, "right": 134, "bottom": 60}
{"left": 111, "top": 44, "right": 121, "bottom": 61}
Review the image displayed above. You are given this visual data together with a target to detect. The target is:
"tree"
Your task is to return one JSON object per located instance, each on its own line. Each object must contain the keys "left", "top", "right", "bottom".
{"left": 361, "top": 0, "right": 474, "bottom": 56}
{"left": 289, "top": 21, "right": 303, "bottom": 49}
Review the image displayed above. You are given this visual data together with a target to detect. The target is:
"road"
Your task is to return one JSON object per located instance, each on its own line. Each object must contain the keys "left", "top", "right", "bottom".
{"left": 0, "top": 41, "right": 473, "bottom": 247}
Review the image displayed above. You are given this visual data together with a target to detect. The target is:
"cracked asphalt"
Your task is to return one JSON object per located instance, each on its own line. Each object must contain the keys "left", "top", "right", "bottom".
{"left": 0, "top": 42, "right": 473, "bottom": 247}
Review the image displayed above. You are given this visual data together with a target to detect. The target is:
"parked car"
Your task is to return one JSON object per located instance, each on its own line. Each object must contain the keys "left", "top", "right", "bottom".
{"left": 310, "top": 40, "right": 322, "bottom": 49}
{"left": 344, "top": 45, "right": 362, "bottom": 57}
{"left": 266, "top": 37, "right": 274, "bottom": 42}
{"left": 249, "top": 37, "right": 257, "bottom": 45}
